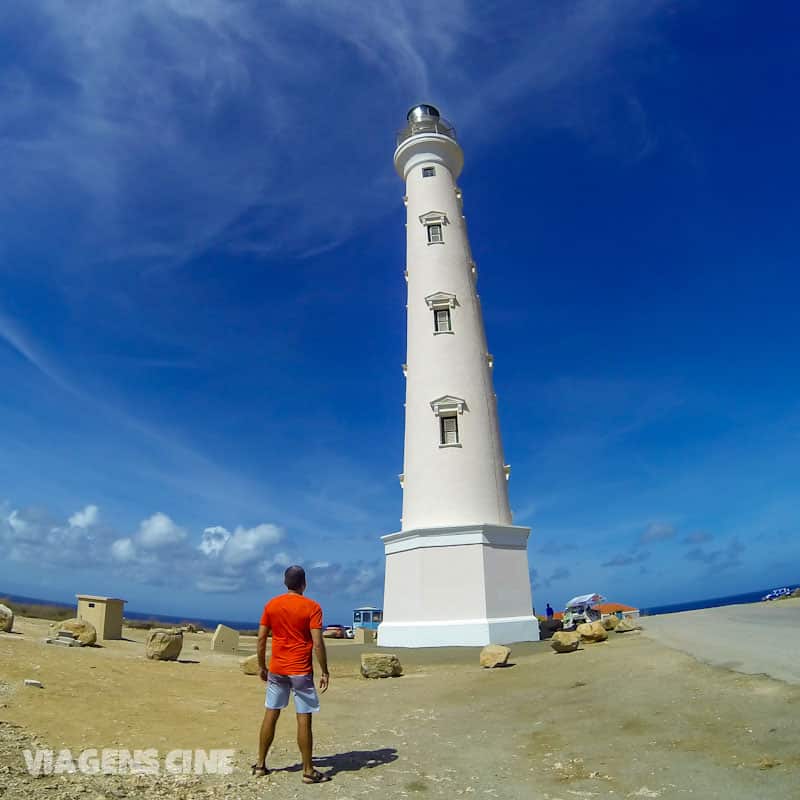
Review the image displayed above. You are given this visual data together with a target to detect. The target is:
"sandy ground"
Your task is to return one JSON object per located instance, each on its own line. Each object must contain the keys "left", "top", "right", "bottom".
{"left": 1, "top": 609, "right": 799, "bottom": 800}
{"left": 642, "top": 599, "right": 800, "bottom": 684}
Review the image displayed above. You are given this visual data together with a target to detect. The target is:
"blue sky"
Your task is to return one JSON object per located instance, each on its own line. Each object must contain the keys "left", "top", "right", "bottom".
{"left": 1, "top": 2, "right": 798, "bottom": 625}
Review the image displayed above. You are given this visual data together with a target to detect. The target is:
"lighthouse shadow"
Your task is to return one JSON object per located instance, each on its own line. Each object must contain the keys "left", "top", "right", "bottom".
{"left": 280, "top": 747, "right": 398, "bottom": 777}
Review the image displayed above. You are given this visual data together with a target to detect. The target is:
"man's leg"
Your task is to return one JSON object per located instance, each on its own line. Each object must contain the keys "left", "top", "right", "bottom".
{"left": 257, "top": 708, "right": 281, "bottom": 769}
{"left": 296, "top": 713, "right": 314, "bottom": 776}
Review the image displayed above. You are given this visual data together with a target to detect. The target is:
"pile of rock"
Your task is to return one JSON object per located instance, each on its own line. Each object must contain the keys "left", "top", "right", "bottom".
{"left": 550, "top": 616, "right": 643, "bottom": 653}
{"left": 46, "top": 618, "right": 97, "bottom": 647}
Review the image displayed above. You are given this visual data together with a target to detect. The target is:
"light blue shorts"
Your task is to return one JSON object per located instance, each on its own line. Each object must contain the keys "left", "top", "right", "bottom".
{"left": 265, "top": 673, "right": 320, "bottom": 714}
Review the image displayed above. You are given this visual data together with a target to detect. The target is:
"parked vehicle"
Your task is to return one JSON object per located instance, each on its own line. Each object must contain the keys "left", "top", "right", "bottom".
{"left": 322, "top": 624, "right": 347, "bottom": 638}
{"left": 762, "top": 587, "right": 792, "bottom": 601}
{"left": 561, "top": 593, "right": 604, "bottom": 630}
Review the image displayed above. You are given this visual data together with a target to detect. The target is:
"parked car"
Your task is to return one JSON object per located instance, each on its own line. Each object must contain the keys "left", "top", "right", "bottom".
{"left": 322, "top": 624, "right": 347, "bottom": 639}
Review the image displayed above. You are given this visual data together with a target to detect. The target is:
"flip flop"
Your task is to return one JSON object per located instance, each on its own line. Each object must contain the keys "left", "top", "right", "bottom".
{"left": 302, "top": 769, "right": 331, "bottom": 784}
{"left": 251, "top": 764, "right": 270, "bottom": 777}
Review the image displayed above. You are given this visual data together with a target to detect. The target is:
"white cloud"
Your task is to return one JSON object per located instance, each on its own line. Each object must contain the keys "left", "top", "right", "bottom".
{"left": 194, "top": 575, "right": 243, "bottom": 593}
{"left": 111, "top": 537, "right": 136, "bottom": 562}
{"left": 136, "top": 512, "right": 187, "bottom": 549}
{"left": 199, "top": 525, "right": 230, "bottom": 557}
{"left": 68, "top": 504, "right": 99, "bottom": 529}
{"left": 6, "top": 509, "right": 30, "bottom": 536}
{"left": 220, "top": 524, "right": 283, "bottom": 568}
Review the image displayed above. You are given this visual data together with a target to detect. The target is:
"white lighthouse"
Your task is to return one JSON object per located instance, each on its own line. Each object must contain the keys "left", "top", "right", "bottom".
{"left": 378, "top": 105, "right": 539, "bottom": 648}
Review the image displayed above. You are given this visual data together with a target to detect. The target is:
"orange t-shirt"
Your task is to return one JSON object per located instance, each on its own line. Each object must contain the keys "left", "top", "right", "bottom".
{"left": 260, "top": 593, "right": 323, "bottom": 675}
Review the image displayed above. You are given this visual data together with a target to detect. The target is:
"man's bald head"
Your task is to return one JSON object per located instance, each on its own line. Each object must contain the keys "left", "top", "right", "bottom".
{"left": 284, "top": 565, "right": 306, "bottom": 592}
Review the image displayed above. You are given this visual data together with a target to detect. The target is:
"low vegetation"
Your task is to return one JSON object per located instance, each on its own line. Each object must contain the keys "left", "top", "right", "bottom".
{"left": 0, "top": 598, "right": 74, "bottom": 622}
{"left": 123, "top": 618, "right": 209, "bottom": 632}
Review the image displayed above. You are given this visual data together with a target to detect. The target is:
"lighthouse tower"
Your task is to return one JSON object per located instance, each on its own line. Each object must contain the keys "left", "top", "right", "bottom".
{"left": 378, "top": 105, "right": 539, "bottom": 648}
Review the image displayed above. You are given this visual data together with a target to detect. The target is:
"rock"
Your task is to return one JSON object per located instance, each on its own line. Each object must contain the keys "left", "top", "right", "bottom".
{"left": 361, "top": 653, "right": 403, "bottom": 679}
{"left": 601, "top": 615, "right": 620, "bottom": 631}
{"left": 240, "top": 654, "right": 260, "bottom": 675}
{"left": 23, "top": 679, "right": 44, "bottom": 688}
{"left": 480, "top": 644, "right": 511, "bottom": 668}
{"left": 57, "top": 618, "right": 97, "bottom": 646}
{"left": 0, "top": 604, "right": 13, "bottom": 633}
{"left": 577, "top": 621, "right": 608, "bottom": 643}
{"left": 538, "top": 619, "right": 563, "bottom": 640}
{"left": 615, "top": 617, "right": 643, "bottom": 633}
{"left": 550, "top": 630, "right": 582, "bottom": 653}
{"left": 145, "top": 628, "right": 183, "bottom": 661}
{"left": 210, "top": 623, "right": 239, "bottom": 654}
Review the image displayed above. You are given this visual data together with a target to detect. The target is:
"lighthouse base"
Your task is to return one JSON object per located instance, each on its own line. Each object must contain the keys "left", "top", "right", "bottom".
{"left": 377, "top": 523, "right": 540, "bottom": 648}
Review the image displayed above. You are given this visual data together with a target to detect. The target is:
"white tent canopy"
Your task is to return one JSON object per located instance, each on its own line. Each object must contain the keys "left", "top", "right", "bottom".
{"left": 565, "top": 593, "right": 604, "bottom": 608}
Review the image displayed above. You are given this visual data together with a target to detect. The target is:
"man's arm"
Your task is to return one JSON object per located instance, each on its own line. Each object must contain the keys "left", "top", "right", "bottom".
{"left": 257, "top": 623, "right": 270, "bottom": 682}
{"left": 310, "top": 628, "right": 329, "bottom": 692}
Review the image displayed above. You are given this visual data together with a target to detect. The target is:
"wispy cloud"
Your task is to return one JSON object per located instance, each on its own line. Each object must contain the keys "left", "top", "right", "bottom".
{"left": 602, "top": 550, "right": 650, "bottom": 568}
{"left": 0, "top": 1, "right": 669, "bottom": 270}
{"left": 684, "top": 537, "right": 745, "bottom": 571}
{"left": 639, "top": 522, "right": 676, "bottom": 544}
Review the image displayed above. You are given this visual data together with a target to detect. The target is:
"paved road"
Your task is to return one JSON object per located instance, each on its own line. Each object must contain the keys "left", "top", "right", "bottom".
{"left": 642, "top": 599, "right": 800, "bottom": 684}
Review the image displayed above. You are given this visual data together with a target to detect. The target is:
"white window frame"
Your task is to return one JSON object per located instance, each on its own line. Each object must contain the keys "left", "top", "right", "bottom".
{"left": 434, "top": 308, "right": 451, "bottom": 332}
{"left": 430, "top": 395, "right": 465, "bottom": 448}
{"left": 425, "top": 292, "right": 457, "bottom": 335}
{"left": 419, "top": 211, "right": 448, "bottom": 246}
{"left": 422, "top": 166, "right": 436, "bottom": 178}
{"left": 440, "top": 415, "right": 459, "bottom": 446}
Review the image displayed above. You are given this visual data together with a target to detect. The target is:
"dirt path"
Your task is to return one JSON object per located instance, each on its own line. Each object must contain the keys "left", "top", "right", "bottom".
{"left": 1, "top": 616, "right": 799, "bottom": 799}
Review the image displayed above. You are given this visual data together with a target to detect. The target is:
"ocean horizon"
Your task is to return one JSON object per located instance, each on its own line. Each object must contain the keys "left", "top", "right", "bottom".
{"left": 3, "top": 584, "right": 797, "bottom": 631}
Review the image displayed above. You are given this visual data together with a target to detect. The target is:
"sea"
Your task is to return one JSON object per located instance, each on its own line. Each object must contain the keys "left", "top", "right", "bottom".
{"left": 3, "top": 585, "right": 797, "bottom": 627}
{"left": 0, "top": 592, "right": 259, "bottom": 631}
{"left": 640, "top": 586, "right": 797, "bottom": 616}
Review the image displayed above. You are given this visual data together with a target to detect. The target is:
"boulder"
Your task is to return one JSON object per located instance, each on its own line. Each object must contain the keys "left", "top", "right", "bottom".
{"left": 210, "top": 624, "right": 239, "bottom": 654}
{"left": 538, "top": 619, "right": 563, "bottom": 640}
{"left": 601, "top": 615, "right": 620, "bottom": 631}
{"left": 57, "top": 618, "right": 97, "bottom": 646}
{"left": 145, "top": 628, "right": 183, "bottom": 661}
{"left": 480, "top": 644, "right": 512, "bottom": 668}
{"left": 361, "top": 653, "right": 403, "bottom": 679}
{"left": 0, "top": 604, "right": 13, "bottom": 633}
{"left": 615, "top": 617, "right": 643, "bottom": 633}
{"left": 577, "top": 621, "right": 608, "bottom": 643}
{"left": 550, "top": 630, "right": 581, "bottom": 653}
{"left": 240, "top": 654, "right": 260, "bottom": 675}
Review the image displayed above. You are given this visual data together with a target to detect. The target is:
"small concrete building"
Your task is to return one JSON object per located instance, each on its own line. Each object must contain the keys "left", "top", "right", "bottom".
{"left": 76, "top": 595, "right": 126, "bottom": 640}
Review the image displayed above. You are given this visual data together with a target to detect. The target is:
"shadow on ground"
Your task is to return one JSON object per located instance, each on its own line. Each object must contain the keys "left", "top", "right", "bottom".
{"left": 278, "top": 747, "right": 398, "bottom": 776}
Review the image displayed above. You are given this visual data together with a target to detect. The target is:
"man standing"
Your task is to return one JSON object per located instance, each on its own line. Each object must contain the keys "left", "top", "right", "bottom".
{"left": 546, "top": 603, "right": 554, "bottom": 620}
{"left": 254, "top": 565, "right": 330, "bottom": 784}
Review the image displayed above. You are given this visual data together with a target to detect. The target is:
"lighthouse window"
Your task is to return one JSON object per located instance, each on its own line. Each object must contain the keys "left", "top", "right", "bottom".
{"left": 440, "top": 415, "right": 459, "bottom": 445}
{"left": 422, "top": 166, "right": 436, "bottom": 178}
{"left": 427, "top": 224, "right": 443, "bottom": 244}
{"left": 434, "top": 308, "right": 451, "bottom": 332}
